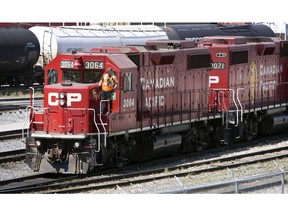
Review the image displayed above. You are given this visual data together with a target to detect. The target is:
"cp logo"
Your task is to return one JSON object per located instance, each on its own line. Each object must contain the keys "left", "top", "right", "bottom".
{"left": 48, "top": 92, "right": 82, "bottom": 106}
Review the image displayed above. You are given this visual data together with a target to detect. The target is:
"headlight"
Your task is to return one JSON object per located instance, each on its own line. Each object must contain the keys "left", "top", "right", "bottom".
{"left": 59, "top": 92, "right": 66, "bottom": 99}
{"left": 35, "top": 140, "right": 41, "bottom": 147}
{"left": 59, "top": 92, "right": 66, "bottom": 107}
{"left": 59, "top": 99, "right": 66, "bottom": 106}
{"left": 73, "top": 142, "right": 81, "bottom": 149}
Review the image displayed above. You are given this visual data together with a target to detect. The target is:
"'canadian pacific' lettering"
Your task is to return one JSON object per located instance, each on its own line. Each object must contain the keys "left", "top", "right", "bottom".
{"left": 259, "top": 64, "right": 283, "bottom": 75}
{"left": 140, "top": 76, "right": 175, "bottom": 90}
{"left": 209, "top": 76, "right": 220, "bottom": 87}
{"left": 146, "top": 95, "right": 165, "bottom": 108}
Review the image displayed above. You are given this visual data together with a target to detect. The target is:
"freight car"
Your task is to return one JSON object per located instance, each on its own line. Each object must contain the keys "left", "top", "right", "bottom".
{"left": 164, "top": 23, "right": 276, "bottom": 42}
{"left": 24, "top": 35, "right": 288, "bottom": 174}
{"left": 0, "top": 28, "right": 40, "bottom": 86}
{"left": 0, "top": 25, "right": 168, "bottom": 86}
{"left": 0, "top": 23, "right": 276, "bottom": 87}
{"left": 29, "top": 25, "right": 169, "bottom": 74}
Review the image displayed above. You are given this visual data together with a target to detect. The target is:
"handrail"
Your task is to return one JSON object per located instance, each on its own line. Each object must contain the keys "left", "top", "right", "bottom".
{"left": 64, "top": 107, "right": 107, "bottom": 151}
{"left": 237, "top": 88, "right": 244, "bottom": 122}
{"left": 23, "top": 105, "right": 108, "bottom": 152}
{"left": 211, "top": 88, "right": 239, "bottom": 126}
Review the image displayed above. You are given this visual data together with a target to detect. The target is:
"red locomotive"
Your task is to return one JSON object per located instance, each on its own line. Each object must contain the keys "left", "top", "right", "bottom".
{"left": 201, "top": 36, "right": 288, "bottom": 141}
{"left": 25, "top": 36, "right": 288, "bottom": 174}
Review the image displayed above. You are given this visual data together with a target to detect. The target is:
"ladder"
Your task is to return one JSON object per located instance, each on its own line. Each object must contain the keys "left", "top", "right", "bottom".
{"left": 42, "top": 29, "right": 53, "bottom": 66}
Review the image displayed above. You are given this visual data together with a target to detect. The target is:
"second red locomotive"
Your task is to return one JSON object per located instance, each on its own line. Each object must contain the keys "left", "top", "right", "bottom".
{"left": 24, "top": 36, "right": 288, "bottom": 174}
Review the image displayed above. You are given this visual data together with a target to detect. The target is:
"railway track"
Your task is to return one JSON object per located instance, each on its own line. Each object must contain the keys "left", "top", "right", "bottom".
{"left": 0, "top": 85, "right": 43, "bottom": 95}
{"left": 0, "top": 129, "right": 24, "bottom": 141}
{"left": 1, "top": 142, "right": 288, "bottom": 194}
{"left": 0, "top": 172, "right": 72, "bottom": 192}
{"left": 0, "top": 97, "right": 43, "bottom": 112}
{"left": 0, "top": 149, "right": 25, "bottom": 163}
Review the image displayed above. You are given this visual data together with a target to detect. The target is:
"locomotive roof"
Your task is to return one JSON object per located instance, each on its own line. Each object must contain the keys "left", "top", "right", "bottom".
{"left": 107, "top": 54, "right": 137, "bottom": 70}
{"left": 74, "top": 52, "right": 138, "bottom": 70}
{"left": 201, "top": 36, "right": 281, "bottom": 46}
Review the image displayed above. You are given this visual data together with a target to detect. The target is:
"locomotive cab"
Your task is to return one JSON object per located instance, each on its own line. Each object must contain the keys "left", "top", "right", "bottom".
{"left": 44, "top": 53, "right": 121, "bottom": 114}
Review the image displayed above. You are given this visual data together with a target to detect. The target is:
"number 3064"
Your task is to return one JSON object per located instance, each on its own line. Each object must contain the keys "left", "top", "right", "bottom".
{"left": 123, "top": 98, "right": 135, "bottom": 108}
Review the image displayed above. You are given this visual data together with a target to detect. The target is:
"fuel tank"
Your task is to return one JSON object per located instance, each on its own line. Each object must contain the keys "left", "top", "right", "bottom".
{"left": 153, "top": 134, "right": 182, "bottom": 157}
{"left": 259, "top": 114, "right": 288, "bottom": 135}
{"left": 0, "top": 28, "right": 40, "bottom": 73}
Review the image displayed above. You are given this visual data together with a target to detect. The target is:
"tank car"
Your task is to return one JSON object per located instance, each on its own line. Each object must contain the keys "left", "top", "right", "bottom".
{"left": 0, "top": 28, "right": 40, "bottom": 86}
{"left": 29, "top": 25, "right": 169, "bottom": 73}
{"left": 164, "top": 23, "right": 276, "bottom": 42}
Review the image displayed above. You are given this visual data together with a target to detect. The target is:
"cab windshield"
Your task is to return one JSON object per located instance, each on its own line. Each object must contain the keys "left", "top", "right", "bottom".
{"left": 63, "top": 70, "right": 81, "bottom": 82}
{"left": 83, "top": 70, "right": 103, "bottom": 83}
{"left": 63, "top": 70, "right": 102, "bottom": 83}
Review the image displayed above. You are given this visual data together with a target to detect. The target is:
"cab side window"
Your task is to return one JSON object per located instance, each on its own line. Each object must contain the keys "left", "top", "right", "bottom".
{"left": 47, "top": 69, "right": 58, "bottom": 85}
{"left": 124, "top": 72, "right": 133, "bottom": 92}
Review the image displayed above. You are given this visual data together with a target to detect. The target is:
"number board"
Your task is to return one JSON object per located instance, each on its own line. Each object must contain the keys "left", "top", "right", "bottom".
{"left": 84, "top": 61, "right": 105, "bottom": 69}
{"left": 60, "top": 60, "right": 74, "bottom": 69}
{"left": 210, "top": 62, "right": 226, "bottom": 70}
